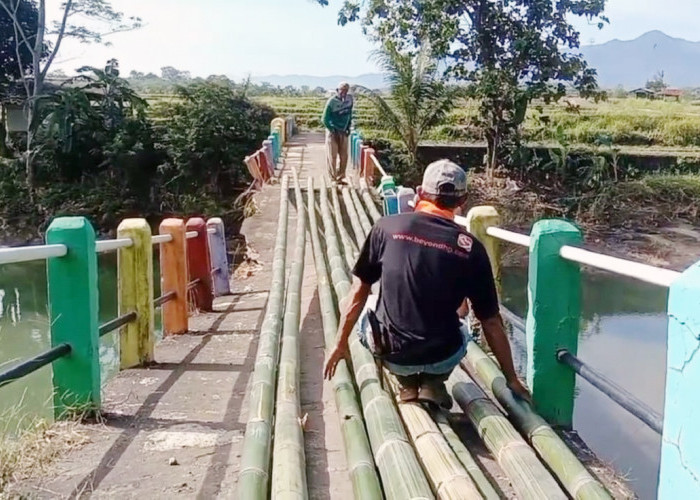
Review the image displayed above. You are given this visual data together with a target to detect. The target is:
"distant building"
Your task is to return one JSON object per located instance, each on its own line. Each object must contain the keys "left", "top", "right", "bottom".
{"left": 658, "top": 88, "right": 683, "bottom": 101}
{"left": 629, "top": 88, "right": 656, "bottom": 99}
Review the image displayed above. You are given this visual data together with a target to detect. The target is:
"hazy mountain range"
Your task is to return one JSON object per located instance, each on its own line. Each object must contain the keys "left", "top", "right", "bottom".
{"left": 252, "top": 31, "right": 700, "bottom": 90}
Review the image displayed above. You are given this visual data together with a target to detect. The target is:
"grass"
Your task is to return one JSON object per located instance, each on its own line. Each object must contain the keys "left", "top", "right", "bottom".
{"left": 253, "top": 95, "right": 700, "bottom": 150}
{"left": 0, "top": 399, "right": 89, "bottom": 496}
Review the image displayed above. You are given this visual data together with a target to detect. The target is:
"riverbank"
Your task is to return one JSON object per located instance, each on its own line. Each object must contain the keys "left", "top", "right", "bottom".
{"left": 467, "top": 172, "right": 700, "bottom": 271}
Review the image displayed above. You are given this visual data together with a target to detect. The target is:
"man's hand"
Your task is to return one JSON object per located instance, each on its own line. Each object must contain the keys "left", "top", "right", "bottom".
{"left": 324, "top": 339, "right": 349, "bottom": 380}
{"left": 507, "top": 377, "right": 532, "bottom": 405}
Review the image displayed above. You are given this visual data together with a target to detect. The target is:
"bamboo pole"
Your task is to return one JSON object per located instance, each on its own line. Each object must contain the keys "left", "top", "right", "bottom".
{"left": 383, "top": 374, "right": 482, "bottom": 499}
{"left": 238, "top": 175, "right": 290, "bottom": 499}
{"left": 464, "top": 341, "right": 612, "bottom": 500}
{"left": 349, "top": 187, "right": 373, "bottom": 236}
{"left": 319, "top": 178, "right": 434, "bottom": 500}
{"left": 429, "top": 409, "right": 500, "bottom": 500}
{"left": 451, "top": 369, "right": 567, "bottom": 500}
{"left": 329, "top": 185, "right": 359, "bottom": 268}
{"left": 308, "top": 177, "right": 383, "bottom": 499}
{"left": 271, "top": 168, "right": 308, "bottom": 499}
{"left": 358, "top": 178, "right": 383, "bottom": 223}
{"left": 341, "top": 187, "right": 368, "bottom": 244}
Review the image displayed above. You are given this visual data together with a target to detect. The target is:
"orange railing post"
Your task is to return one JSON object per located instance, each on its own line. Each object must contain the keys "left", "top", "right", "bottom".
{"left": 159, "top": 218, "right": 188, "bottom": 335}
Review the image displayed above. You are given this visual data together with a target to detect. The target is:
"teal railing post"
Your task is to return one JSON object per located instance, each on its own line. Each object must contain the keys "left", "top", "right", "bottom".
{"left": 658, "top": 263, "right": 700, "bottom": 498}
{"left": 526, "top": 219, "right": 582, "bottom": 427}
{"left": 207, "top": 217, "right": 231, "bottom": 296}
{"left": 46, "top": 217, "right": 100, "bottom": 418}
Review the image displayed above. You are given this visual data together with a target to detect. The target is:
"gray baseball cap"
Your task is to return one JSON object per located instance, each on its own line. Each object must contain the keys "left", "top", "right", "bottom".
{"left": 421, "top": 159, "right": 467, "bottom": 196}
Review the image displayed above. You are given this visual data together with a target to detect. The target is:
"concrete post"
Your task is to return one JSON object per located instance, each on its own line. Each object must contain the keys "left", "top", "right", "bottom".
{"left": 46, "top": 217, "right": 100, "bottom": 418}
{"left": 527, "top": 219, "right": 582, "bottom": 427}
{"left": 363, "top": 147, "right": 376, "bottom": 184}
{"left": 466, "top": 206, "right": 502, "bottom": 295}
{"left": 271, "top": 117, "right": 286, "bottom": 144}
{"left": 186, "top": 217, "right": 214, "bottom": 312}
{"left": 658, "top": 263, "right": 700, "bottom": 498}
{"left": 117, "top": 218, "right": 154, "bottom": 369}
{"left": 207, "top": 217, "right": 231, "bottom": 296}
{"left": 159, "top": 218, "right": 188, "bottom": 335}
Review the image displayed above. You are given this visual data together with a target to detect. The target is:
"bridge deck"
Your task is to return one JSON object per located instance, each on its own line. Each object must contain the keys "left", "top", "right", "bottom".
{"left": 8, "top": 132, "right": 630, "bottom": 499}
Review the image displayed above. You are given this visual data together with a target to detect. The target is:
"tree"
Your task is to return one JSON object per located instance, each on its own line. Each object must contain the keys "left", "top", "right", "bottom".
{"left": 0, "top": 0, "right": 141, "bottom": 195}
{"left": 319, "top": 0, "right": 607, "bottom": 176}
{"left": 161, "top": 66, "right": 191, "bottom": 82}
{"left": 361, "top": 40, "right": 455, "bottom": 170}
{"left": 0, "top": 0, "right": 37, "bottom": 95}
{"left": 646, "top": 71, "right": 668, "bottom": 92}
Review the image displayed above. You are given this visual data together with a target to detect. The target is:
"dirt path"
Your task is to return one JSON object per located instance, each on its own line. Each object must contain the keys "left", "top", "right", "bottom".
{"left": 7, "top": 132, "right": 351, "bottom": 499}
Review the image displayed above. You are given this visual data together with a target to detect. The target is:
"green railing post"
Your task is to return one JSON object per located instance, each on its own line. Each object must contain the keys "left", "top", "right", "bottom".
{"left": 658, "top": 262, "right": 700, "bottom": 498}
{"left": 46, "top": 216, "right": 100, "bottom": 419}
{"left": 526, "top": 219, "right": 582, "bottom": 427}
{"left": 117, "top": 218, "right": 154, "bottom": 369}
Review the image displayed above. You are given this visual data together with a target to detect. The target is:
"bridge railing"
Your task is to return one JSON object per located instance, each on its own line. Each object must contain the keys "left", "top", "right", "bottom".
{"left": 0, "top": 117, "right": 295, "bottom": 421}
{"left": 460, "top": 209, "right": 698, "bottom": 496}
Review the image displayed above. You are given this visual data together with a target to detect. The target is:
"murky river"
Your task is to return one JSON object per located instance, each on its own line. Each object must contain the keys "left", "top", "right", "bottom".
{"left": 0, "top": 259, "right": 665, "bottom": 498}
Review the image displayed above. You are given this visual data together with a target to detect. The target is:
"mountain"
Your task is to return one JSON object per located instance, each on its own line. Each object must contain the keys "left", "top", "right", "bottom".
{"left": 250, "top": 73, "right": 387, "bottom": 90}
{"left": 580, "top": 31, "right": 700, "bottom": 88}
{"left": 252, "top": 31, "right": 700, "bottom": 91}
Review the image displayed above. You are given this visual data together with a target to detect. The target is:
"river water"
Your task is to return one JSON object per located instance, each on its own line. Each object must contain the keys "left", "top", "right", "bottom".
{"left": 0, "top": 259, "right": 665, "bottom": 498}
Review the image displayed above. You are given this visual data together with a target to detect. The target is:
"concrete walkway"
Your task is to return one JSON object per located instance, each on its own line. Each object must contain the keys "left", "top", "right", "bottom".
{"left": 10, "top": 132, "right": 351, "bottom": 499}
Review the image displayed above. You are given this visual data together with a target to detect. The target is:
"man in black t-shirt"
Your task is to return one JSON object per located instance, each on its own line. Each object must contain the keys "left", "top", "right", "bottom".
{"left": 324, "top": 159, "right": 530, "bottom": 408}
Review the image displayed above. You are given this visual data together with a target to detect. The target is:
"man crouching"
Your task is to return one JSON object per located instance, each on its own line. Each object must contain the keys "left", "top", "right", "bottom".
{"left": 324, "top": 159, "right": 530, "bottom": 408}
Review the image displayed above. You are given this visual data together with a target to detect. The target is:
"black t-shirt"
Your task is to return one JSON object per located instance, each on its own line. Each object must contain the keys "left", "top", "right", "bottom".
{"left": 353, "top": 212, "right": 499, "bottom": 365}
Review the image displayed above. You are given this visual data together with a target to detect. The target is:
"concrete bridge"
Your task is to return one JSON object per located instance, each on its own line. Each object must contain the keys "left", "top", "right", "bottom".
{"left": 0, "top": 123, "right": 698, "bottom": 499}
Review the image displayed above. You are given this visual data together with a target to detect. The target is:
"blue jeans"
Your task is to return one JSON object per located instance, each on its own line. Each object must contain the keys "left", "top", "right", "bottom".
{"left": 357, "top": 298, "right": 471, "bottom": 376}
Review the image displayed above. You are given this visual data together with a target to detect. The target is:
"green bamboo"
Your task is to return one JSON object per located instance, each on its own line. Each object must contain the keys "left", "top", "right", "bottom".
{"left": 330, "top": 185, "right": 359, "bottom": 268}
{"left": 358, "top": 178, "right": 383, "bottom": 224}
{"left": 349, "top": 186, "right": 374, "bottom": 236}
{"left": 451, "top": 369, "right": 567, "bottom": 500}
{"left": 429, "top": 409, "right": 500, "bottom": 500}
{"left": 464, "top": 341, "right": 612, "bottom": 500}
{"left": 307, "top": 177, "right": 383, "bottom": 500}
{"left": 383, "top": 374, "right": 482, "bottom": 499}
{"left": 319, "top": 177, "right": 434, "bottom": 500}
{"left": 271, "top": 168, "right": 308, "bottom": 499}
{"left": 340, "top": 187, "right": 368, "bottom": 244}
{"left": 237, "top": 175, "right": 289, "bottom": 499}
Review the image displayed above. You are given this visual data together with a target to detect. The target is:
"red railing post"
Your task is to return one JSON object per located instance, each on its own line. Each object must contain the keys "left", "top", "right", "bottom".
{"left": 186, "top": 217, "right": 214, "bottom": 312}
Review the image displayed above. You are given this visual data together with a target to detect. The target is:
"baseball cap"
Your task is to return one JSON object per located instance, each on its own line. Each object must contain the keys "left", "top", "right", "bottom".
{"left": 421, "top": 159, "right": 467, "bottom": 196}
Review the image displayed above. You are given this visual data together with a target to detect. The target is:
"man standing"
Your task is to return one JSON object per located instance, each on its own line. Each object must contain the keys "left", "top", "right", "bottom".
{"left": 324, "top": 160, "right": 530, "bottom": 408}
{"left": 322, "top": 82, "right": 353, "bottom": 183}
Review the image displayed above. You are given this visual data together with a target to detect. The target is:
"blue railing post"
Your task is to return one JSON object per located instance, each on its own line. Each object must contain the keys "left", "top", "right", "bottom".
{"left": 659, "top": 262, "right": 700, "bottom": 498}
{"left": 527, "top": 219, "right": 582, "bottom": 428}
{"left": 46, "top": 216, "right": 100, "bottom": 418}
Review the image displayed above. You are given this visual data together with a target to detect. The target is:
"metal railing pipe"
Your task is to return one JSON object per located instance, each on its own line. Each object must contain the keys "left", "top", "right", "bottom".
{"left": 95, "top": 238, "right": 134, "bottom": 253}
{"left": 370, "top": 153, "right": 387, "bottom": 177}
{"left": 559, "top": 245, "right": 680, "bottom": 288}
{"left": 0, "top": 244, "right": 67, "bottom": 265}
{"left": 154, "top": 290, "right": 177, "bottom": 307}
{"left": 0, "top": 343, "right": 72, "bottom": 389}
{"left": 151, "top": 234, "right": 174, "bottom": 245}
{"left": 99, "top": 311, "right": 137, "bottom": 337}
{"left": 185, "top": 230, "right": 198, "bottom": 239}
{"left": 557, "top": 349, "right": 663, "bottom": 434}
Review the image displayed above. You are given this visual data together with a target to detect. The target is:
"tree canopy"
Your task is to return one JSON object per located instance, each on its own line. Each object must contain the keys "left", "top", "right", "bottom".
{"left": 0, "top": 0, "right": 38, "bottom": 96}
{"left": 319, "top": 0, "right": 608, "bottom": 172}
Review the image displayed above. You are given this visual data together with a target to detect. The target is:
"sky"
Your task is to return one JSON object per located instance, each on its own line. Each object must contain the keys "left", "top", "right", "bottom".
{"left": 48, "top": 0, "right": 700, "bottom": 79}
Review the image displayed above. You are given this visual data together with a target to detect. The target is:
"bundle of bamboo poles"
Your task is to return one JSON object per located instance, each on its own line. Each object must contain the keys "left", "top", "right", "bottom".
{"left": 340, "top": 187, "right": 368, "bottom": 244}
{"left": 271, "top": 168, "right": 308, "bottom": 499}
{"left": 429, "top": 409, "right": 500, "bottom": 500}
{"left": 383, "top": 373, "right": 483, "bottom": 499}
{"left": 451, "top": 369, "right": 567, "bottom": 500}
{"left": 358, "top": 179, "right": 383, "bottom": 223}
{"left": 307, "top": 177, "right": 383, "bottom": 499}
{"left": 349, "top": 187, "right": 373, "bottom": 235}
{"left": 238, "top": 175, "right": 290, "bottom": 498}
{"left": 464, "top": 341, "right": 612, "bottom": 500}
{"left": 319, "top": 178, "right": 434, "bottom": 500}
{"left": 330, "top": 186, "right": 358, "bottom": 268}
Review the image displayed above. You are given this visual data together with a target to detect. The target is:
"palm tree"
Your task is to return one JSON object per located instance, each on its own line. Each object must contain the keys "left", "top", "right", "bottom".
{"left": 360, "top": 41, "right": 455, "bottom": 169}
